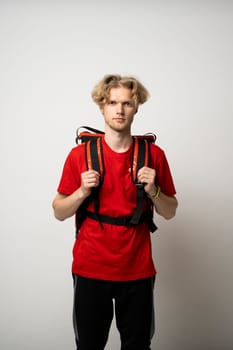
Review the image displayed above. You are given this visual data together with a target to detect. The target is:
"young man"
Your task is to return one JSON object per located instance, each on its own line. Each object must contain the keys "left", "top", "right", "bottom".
{"left": 52, "top": 74, "right": 178, "bottom": 350}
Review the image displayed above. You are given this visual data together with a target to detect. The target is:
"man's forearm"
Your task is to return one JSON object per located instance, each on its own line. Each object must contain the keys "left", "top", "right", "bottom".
{"left": 149, "top": 190, "right": 178, "bottom": 219}
{"left": 52, "top": 188, "right": 87, "bottom": 221}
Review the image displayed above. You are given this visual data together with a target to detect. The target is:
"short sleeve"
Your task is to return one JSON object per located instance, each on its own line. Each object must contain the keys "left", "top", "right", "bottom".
{"left": 57, "top": 145, "right": 85, "bottom": 195}
{"left": 150, "top": 145, "right": 176, "bottom": 196}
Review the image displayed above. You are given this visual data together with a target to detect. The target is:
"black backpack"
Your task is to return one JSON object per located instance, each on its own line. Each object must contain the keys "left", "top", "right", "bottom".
{"left": 75, "top": 126, "right": 157, "bottom": 234}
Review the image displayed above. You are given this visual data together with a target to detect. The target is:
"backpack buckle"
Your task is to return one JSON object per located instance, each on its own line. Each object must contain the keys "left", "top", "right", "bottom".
{"left": 135, "top": 182, "right": 145, "bottom": 190}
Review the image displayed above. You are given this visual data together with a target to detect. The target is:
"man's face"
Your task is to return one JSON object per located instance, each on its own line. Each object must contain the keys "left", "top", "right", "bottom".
{"left": 100, "top": 87, "right": 137, "bottom": 133}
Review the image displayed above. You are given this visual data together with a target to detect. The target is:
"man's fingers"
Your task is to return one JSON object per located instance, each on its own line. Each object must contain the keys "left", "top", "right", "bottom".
{"left": 81, "top": 170, "right": 100, "bottom": 187}
{"left": 137, "top": 167, "right": 156, "bottom": 183}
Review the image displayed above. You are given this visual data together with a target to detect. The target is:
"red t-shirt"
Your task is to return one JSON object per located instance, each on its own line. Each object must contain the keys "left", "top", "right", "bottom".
{"left": 57, "top": 138, "right": 176, "bottom": 281}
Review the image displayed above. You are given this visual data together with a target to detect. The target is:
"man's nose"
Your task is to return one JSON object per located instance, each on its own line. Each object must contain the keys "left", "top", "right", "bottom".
{"left": 116, "top": 103, "right": 124, "bottom": 114}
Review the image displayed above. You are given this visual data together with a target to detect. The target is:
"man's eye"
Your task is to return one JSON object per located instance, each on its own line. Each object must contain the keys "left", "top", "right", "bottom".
{"left": 109, "top": 101, "right": 116, "bottom": 105}
{"left": 124, "top": 102, "right": 132, "bottom": 107}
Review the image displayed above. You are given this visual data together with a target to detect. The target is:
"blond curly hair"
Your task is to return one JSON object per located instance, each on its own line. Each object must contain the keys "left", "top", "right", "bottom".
{"left": 91, "top": 74, "right": 150, "bottom": 108}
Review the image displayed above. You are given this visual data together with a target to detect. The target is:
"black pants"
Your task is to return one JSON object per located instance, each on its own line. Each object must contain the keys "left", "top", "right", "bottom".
{"left": 73, "top": 275, "right": 155, "bottom": 350}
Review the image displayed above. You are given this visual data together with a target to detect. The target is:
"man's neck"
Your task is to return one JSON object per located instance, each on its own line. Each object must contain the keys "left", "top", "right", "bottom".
{"left": 104, "top": 128, "right": 132, "bottom": 152}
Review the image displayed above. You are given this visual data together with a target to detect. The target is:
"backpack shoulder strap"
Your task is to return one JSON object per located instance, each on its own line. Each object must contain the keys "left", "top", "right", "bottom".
{"left": 85, "top": 137, "right": 105, "bottom": 227}
{"left": 75, "top": 135, "right": 105, "bottom": 235}
{"left": 129, "top": 136, "right": 151, "bottom": 226}
{"left": 131, "top": 137, "right": 150, "bottom": 183}
{"left": 85, "top": 137, "right": 105, "bottom": 179}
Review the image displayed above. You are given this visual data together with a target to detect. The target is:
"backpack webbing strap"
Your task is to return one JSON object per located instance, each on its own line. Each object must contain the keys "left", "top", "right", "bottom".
{"left": 131, "top": 137, "right": 149, "bottom": 182}
{"left": 85, "top": 137, "right": 105, "bottom": 179}
{"left": 129, "top": 183, "right": 145, "bottom": 225}
{"left": 83, "top": 137, "right": 105, "bottom": 228}
{"left": 130, "top": 137, "right": 150, "bottom": 225}
{"left": 85, "top": 209, "right": 157, "bottom": 233}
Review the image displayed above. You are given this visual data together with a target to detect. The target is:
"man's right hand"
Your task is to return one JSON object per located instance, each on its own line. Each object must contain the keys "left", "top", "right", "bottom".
{"left": 80, "top": 170, "right": 100, "bottom": 197}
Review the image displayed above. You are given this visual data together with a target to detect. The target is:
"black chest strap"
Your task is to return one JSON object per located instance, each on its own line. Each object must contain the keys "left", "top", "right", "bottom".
{"left": 85, "top": 209, "right": 157, "bottom": 233}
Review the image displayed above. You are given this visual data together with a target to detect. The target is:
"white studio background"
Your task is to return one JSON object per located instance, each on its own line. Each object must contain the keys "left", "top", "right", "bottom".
{"left": 1, "top": 1, "right": 233, "bottom": 350}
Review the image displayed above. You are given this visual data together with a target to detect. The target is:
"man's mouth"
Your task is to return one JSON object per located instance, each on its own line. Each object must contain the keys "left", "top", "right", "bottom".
{"left": 114, "top": 117, "right": 125, "bottom": 121}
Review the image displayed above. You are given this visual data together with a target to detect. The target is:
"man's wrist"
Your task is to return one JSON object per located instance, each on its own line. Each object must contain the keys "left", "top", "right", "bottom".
{"left": 149, "top": 185, "right": 161, "bottom": 199}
